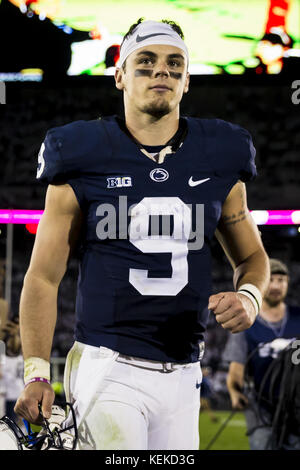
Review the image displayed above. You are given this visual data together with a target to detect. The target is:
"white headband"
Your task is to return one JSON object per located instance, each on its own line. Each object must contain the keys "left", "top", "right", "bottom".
{"left": 118, "top": 20, "right": 189, "bottom": 68}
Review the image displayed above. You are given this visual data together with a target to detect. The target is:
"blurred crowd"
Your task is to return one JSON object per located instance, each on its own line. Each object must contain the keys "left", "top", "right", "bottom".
{"left": 0, "top": 80, "right": 299, "bottom": 209}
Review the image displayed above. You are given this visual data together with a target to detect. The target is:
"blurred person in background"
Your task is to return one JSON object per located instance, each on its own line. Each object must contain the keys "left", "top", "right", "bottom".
{"left": 0, "top": 260, "right": 23, "bottom": 422}
{"left": 0, "top": 316, "right": 23, "bottom": 422}
{"left": 0, "top": 260, "right": 9, "bottom": 332}
{"left": 224, "top": 258, "right": 300, "bottom": 450}
{"left": 252, "top": 28, "right": 300, "bottom": 76}
{"left": 0, "top": 260, "right": 7, "bottom": 418}
{"left": 199, "top": 367, "right": 219, "bottom": 423}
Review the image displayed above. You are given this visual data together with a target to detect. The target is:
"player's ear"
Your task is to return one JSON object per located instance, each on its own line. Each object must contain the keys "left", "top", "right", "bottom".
{"left": 115, "top": 67, "right": 125, "bottom": 91}
{"left": 183, "top": 71, "right": 190, "bottom": 94}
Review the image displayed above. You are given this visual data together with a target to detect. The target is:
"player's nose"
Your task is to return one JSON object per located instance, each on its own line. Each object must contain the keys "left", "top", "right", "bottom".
{"left": 153, "top": 60, "right": 170, "bottom": 78}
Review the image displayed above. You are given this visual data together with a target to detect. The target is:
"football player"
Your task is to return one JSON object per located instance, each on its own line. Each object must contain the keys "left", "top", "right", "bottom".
{"left": 14, "top": 19, "right": 270, "bottom": 450}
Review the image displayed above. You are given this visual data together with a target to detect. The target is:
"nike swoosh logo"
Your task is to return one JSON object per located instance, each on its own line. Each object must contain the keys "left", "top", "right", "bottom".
{"left": 188, "top": 177, "right": 211, "bottom": 187}
{"left": 136, "top": 33, "right": 171, "bottom": 42}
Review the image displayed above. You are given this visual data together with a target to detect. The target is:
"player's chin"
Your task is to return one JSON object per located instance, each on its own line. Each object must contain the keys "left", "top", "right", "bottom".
{"left": 141, "top": 101, "right": 171, "bottom": 119}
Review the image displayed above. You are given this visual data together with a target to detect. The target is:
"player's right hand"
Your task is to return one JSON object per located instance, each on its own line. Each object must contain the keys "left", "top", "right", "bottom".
{"left": 229, "top": 388, "right": 248, "bottom": 410}
{"left": 14, "top": 382, "right": 55, "bottom": 425}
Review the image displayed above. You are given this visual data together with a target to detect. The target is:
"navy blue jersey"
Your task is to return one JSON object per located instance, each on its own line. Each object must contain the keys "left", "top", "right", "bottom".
{"left": 244, "top": 306, "right": 300, "bottom": 407}
{"left": 37, "top": 116, "right": 256, "bottom": 363}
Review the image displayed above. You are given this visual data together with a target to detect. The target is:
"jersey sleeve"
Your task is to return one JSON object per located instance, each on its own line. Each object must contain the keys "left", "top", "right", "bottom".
{"left": 36, "top": 119, "right": 108, "bottom": 209}
{"left": 214, "top": 120, "right": 257, "bottom": 183}
{"left": 36, "top": 128, "right": 64, "bottom": 183}
{"left": 235, "top": 126, "right": 257, "bottom": 182}
{"left": 36, "top": 127, "right": 86, "bottom": 208}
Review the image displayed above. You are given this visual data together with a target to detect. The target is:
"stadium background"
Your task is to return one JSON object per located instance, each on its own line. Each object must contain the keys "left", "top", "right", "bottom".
{"left": 0, "top": 0, "right": 300, "bottom": 450}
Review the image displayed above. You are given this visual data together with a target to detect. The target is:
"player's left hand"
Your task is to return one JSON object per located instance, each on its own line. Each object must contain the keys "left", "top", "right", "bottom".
{"left": 208, "top": 292, "right": 256, "bottom": 333}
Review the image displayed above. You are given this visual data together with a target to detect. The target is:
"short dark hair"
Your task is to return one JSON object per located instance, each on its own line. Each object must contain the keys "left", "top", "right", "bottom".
{"left": 120, "top": 18, "right": 185, "bottom": 71}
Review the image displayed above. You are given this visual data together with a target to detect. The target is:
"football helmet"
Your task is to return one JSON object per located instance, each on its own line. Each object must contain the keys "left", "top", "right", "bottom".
{"left": 0, "top": 402, "right": 78, "bottom": 450}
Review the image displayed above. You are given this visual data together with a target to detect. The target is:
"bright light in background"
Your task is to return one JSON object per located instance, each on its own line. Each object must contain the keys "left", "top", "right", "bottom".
{"left": 0, "top": 210, "right": 43, "bottom": 225}
{"left": 251, "top": 210, "right": 300, "bottom": 225}
{"left": 0, "top": 210, "right": 300, "bottom": 231}
{"left": 250, "top": 211, "right": 269, "bottom": 225}
{"left": 291, "top": 211, "right": 300, "bottom": 224}
{"left": 25, "top": 223, "right": 38, "bottom": 235}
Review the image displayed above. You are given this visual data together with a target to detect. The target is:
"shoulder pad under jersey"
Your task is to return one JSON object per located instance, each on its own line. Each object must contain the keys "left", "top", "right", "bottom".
{"left": 214, "top": 119, "right": 257, "bottom": 182}
{"left": 36, "top": 119, "right": 110, "bottom": 183}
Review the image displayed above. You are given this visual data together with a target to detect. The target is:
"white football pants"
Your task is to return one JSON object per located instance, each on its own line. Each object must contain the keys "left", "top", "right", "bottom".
{"left": 63, "top": 342, "right": 201, "bottom": 450}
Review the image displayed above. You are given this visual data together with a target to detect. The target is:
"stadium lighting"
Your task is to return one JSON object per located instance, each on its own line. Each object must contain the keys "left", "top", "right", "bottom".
{"left": 0, "top": 210, "right": 43, "bottom": 224}
{"left": 250, "top": 211, "right": 269, "bottom": 225}
{"left": 0, "top": 210, "right": 300, "bottom": 227}
{"left": 251, "top": 210, "right": 300, "bottom": 225}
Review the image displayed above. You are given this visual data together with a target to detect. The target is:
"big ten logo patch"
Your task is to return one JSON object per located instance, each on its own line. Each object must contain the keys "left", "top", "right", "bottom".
{"left": 107, "top": 176, "right": 132, "bottom": 188}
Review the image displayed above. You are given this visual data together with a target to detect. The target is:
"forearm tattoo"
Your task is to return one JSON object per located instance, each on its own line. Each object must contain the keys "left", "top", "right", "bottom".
{"left": 222, "top": 209, "right": 247, "bottom": 226}
{"left": 222, "top": 182, "right": 248, "bottom": 226}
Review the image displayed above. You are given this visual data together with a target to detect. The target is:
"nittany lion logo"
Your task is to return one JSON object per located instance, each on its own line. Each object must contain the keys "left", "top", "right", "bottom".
{"left": 150, "top": 168, "right": 169, "bottom": 182}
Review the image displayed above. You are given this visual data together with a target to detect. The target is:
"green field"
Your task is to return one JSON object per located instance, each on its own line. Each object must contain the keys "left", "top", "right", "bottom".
{"left": 26, "top": 409, "right": 250, "bottom": 449}
{"left": 199, "top": 410, "right": 250, "bottom": 450}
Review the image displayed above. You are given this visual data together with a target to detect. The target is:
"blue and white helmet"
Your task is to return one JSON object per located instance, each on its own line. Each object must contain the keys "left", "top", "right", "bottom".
{"left": 0, "top": 403, "right": 78, "bottom": 450}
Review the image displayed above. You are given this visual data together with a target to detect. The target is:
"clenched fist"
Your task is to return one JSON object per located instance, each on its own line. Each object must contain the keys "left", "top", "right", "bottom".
{"left": 208, "top": 291, "right": 256, "bottom": 333}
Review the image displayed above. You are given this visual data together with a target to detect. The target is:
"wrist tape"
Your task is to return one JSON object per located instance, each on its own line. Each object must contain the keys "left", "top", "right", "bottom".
{"left": 237, "top": 283, "right": 262, "bottom": 316}
{"left": 24, "top": 356, "right": 51, "bottom": 385}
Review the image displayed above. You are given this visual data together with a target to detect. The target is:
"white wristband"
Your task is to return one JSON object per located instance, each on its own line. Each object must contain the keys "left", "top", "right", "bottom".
{"left": 237, "top": 290, "right": 258, "bottom": 316}
{"left": 24, "top": 356, "right": 51, "bottom": 384}
{"left": 238, "top": 283, "right": 262, "bottom": 316}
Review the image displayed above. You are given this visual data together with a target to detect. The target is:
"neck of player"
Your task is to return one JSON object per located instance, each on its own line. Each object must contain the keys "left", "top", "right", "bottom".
{"left": 260, "top": 300, "right": 286, "bottom": 323}
{"left": 124, "top": 108, "right": 180, "bottom": 146}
